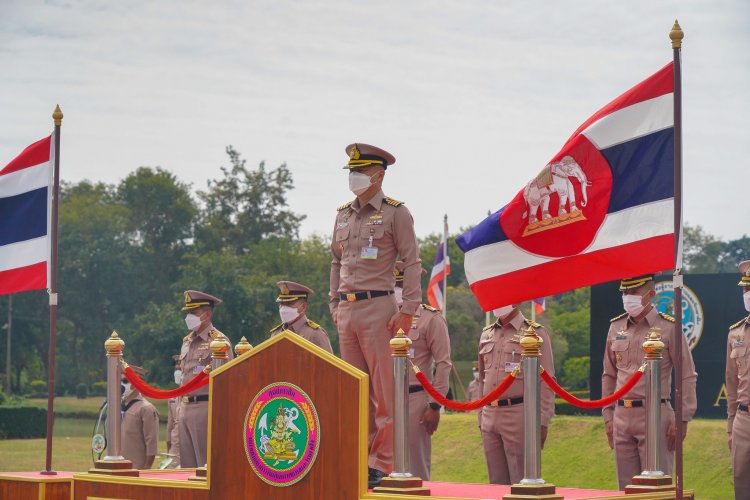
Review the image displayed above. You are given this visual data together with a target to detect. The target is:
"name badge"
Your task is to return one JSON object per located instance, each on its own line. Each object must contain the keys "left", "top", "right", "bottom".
{"left": 192, "top": 364, "right": 205, "bottom": 374}
{"left": 615, "top": 334, "right": 628, "bottom": 340}
{"left": 337, "top": 222, "right": 349, "bottom": 229}
{"left": 360, "top": 246, "right": 378, "bottom": 259}
{"left": 505, "top": 362, "right": 520, "bottom": 373}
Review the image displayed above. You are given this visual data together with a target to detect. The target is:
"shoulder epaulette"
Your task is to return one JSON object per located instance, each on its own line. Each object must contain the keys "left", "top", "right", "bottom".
{"left": 483, "top": 323, "right": 496, "bottom": 332}
{"left": 209, "top": 329, "right": 227, "bottom": 339}
{"left": 337, "top": 201, "right": 353, "bottom": 211}
{"left": 658, "top": 312, "right": 675, "bottom": 323}
{"left": 269, "top": 323, "right": 282, "bottom": 333}
{"left": 610, "top": 312, "right": 628, "bottom": 322}
{"left": 422, "top": 304, "right": 438, "bottom": 313}
{"left": 383, "top": 196, "right": 403, "bottom": 207}
{"left": 306, "top": 320, "right": 320, "bottom": 329}
{"left": 182, "top": 334, "right": 191, "bottom": 342}
{"left": 730, "top": 318, "right": 748, "bottom": 330}
{"left": 524, "top": 319, "right": 542, "bottom": 328}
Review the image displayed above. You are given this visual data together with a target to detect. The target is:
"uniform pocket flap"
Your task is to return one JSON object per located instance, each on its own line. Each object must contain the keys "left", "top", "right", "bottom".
{"left": 611, "top": 339, "right": 630, "bottom": 351}
{"left": 731, "top": 347, "right": 746, "bottom": 359}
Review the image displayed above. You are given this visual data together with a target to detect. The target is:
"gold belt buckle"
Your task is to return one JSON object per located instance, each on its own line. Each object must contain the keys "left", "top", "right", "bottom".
{"left": 346, "top": 293, "right": 357, "bottom": 302}
{"left": 623, "top": 399, "right": 633, "bottom": 408}
{"left": 489, "top": 400, "right": 498, "bottom": 407}
{"left": 182, "top": 396, "right": 189, "bottom": 404}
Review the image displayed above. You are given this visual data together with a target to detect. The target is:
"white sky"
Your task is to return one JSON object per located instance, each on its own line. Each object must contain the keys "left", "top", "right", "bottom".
{"left": 1, "top": 0, "right": 748, "bottom": 242}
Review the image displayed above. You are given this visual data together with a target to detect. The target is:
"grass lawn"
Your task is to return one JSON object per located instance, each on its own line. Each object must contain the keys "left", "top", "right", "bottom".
{"left": 0, "top": 414, "right": 735, "bottom": 499}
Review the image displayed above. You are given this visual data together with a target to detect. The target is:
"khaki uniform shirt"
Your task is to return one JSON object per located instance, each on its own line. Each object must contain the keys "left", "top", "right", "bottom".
{"left": 121, "top": 396, "right": 159, "bottom": 470}
{"left": 329, "top": 190, "right": 421, "bottom": 316}
{"left": 407, "top": 305, "right": 452, "bottom": 404}
{"left": 478, "top": 313, "right": 556, "bottom": 426}
{"left": 467, "top": 378, "right": 481, "bottom": 401}
{"left": 270, "top": 314, "right": 334, "bottom": 353}
{"left": 179, "top": 324, "right": 233, "bottom": 396}
{"left": 726, "top": 316, "right": 750, "bottom": 434}
{"left": 602, "top": 307, "right": 698, "bottom": 423}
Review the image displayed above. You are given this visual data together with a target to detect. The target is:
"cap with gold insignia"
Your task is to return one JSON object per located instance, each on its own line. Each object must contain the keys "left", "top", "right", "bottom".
{"left": 394, "top": 261, "right": 426, "bottom": 286}
{"left": 619, "top": 275, "right": 654, "bottom": 291}
{"left": 472, "top": 361, "right": 479, "bottom": 370}
{"left": 276, "top": 281, "right": 314, "bottom": 303}
{"left": 182, "top": 290, "right": 222, "bottom": 311}
{"left": 739, "top": 260, "right": 750, "bottom": 287}
{"left": 344, "top": 143, "right": 396, "bottom": 170}
{"left": 128, "top": 365, "right": 147, "bottom": 378}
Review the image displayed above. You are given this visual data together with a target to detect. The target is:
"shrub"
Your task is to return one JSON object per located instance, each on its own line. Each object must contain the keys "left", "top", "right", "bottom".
{"left": 0, "top": 390, "right": 7, "bottom": 406}
{"left": 0, "top": 406, "right": 47, "bottom": 438}
{"left": 76, "top": 383, "right": 89, "bottom": 399}
{"left": 91, "top": 381, "right": 107, "bottom": 397}
{"left": 29, "top": 379, "right": 47, "bottom": 398}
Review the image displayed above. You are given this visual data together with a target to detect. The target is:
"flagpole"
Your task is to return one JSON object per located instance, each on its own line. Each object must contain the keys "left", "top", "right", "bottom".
{"left": 442, "top": 214, "right": 448, "bottom": 319}
{"left": 530, "top": 300, "right": 536, "bottom": 323}
{"left": 41, "top": 105, "right": 63, "bottom": 475}
{"left": 670, "top": 21, "right": 684, "bottom": 500}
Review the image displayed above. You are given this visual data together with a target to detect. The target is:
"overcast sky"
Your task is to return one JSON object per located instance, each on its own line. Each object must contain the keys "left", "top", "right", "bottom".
{"left": 1, "top": 0, "right": 748, "bottom": 243}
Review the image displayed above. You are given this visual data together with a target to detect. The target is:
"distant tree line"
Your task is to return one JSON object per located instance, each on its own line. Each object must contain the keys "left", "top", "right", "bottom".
{"left": 0, "top": 147, "right": 747, "bottom": 395}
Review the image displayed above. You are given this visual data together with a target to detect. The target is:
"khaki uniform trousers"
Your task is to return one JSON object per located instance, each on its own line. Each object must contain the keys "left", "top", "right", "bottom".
{"left": 338, "top": 294, "right": 397, "bottom": 473}
{"left": 179, "top": 400, "right": 208, "bottom": 468}
{"left": 408, "top": 391, "right": 431, "bottom": 480}
{"left": 481, "top": 403, "right": 524, "bottom": 485}
{"left": 612, "top": 403, "right": 674, "bottom": 490}
{"left": 732, "top": 410, "right": 750, "bottom": 500}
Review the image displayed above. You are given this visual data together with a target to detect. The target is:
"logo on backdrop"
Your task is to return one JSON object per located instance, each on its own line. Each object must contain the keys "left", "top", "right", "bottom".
{"left": 653, "top": 281, "right": 704, "bottom": 350}
{"left": 244, "top": 382, "right": 320, "bottom": 487}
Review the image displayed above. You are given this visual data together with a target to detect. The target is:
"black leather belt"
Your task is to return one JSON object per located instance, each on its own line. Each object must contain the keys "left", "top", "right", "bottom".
{"left": 340, "top": 290, "right": 393, "bottom": 302}
{"left": 739, "top": 403, "right": 750, "bottom": 413}
{"left": 409, "top": 385, "right": 424, "bottom": 394}
{"left": 618, "top": 399, "right": 669, "bottom": 408}
{"left": 487, "top": 396, "right": 523, "bottom": 408}
{"left": 182, "top": 395, "right": 209, "bottom": 404}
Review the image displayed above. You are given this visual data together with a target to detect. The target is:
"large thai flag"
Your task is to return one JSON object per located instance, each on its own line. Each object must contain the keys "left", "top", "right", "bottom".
{"left": 427, "top": 234, "right": 451, "bottom": 310}
{"left": 457, "top": 63, "right": 675, "bottom": 310}
{"left": 0, "top": 135, "right": 55, "bottom": 295}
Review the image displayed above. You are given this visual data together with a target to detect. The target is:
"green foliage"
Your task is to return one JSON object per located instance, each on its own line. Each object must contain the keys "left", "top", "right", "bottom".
{"left": 29, "top": 380, "right": 46, "bottom": 395}
{"left": 75, "top": 383, "right": 88, "bottom": 399}
{"left": 0, "top": 390, "right": 7, "bottom": 406}
{"left": 91, "top": 381, "right": 107, "bottom": 397}
{"left": 684, "top": 224, "right": 750, "bottom": 273}
{"left": 561, "top": 356, "right": 590, "bottom": 389}
{"left": 0, "top": 406, "right": 46, "bottom": 438}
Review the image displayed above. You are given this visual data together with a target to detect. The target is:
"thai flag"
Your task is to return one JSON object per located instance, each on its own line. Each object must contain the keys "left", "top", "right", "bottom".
{"left": 427, "top": 235, "right": 451, "bottom": 310}
{"left": 533, "top": 297, "right": 545, "bottom": 316}
{"left": 457, "top": 63, "right": 675, "bottom": 311}
{"left": 0, "top": 135, "right": 55, "bottom": 295}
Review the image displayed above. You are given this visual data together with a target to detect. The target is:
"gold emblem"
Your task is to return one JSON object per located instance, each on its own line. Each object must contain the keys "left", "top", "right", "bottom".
{"left": 623, "top": 400, "right": 633, "bottom": 408}
{"left": 346, "top": 293, "right": 357, "bottom": 302}
{"left": 615, "top": 352, "right": 623, "bottom": 363}
{"left": 349, "top": 144, "right": 361, "bottom": 160}
{"left": 184, "top": 291, "right": 192, "bottom": 303}
{"left": 281, "top": 284, "right": 289, "bottom": 295}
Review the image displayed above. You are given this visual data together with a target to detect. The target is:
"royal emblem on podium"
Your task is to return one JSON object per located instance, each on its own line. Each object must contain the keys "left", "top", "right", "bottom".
{"left": 244, "top": 382, "right": 321, "bottom": 486}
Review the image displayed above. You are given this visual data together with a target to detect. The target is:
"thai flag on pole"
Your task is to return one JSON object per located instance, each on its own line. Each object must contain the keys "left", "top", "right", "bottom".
{"left": 0, "top": 135, "right": 55, "bottom": 295}
{"left": 457, "top": 63, "right": 675, "bottom": 311}
{"left": 533, "top": 297, "right": 545, "bottom": 316}
{"left": 427, "top": 234, "right": 451, "bottom": 310}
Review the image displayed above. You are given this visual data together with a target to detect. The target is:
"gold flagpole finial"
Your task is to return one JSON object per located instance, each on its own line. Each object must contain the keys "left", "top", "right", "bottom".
{"left": 670, "top": 20, "right": 684, "bottom": 49}
{"left": 52, "top": 105, "right": 63, "bottom": 126}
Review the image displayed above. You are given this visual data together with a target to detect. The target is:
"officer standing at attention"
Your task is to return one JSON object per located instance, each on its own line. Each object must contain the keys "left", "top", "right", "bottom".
{"left": 478, "top": 304, "right": 556, "bottom": 485}
{"left": 602, "top": 275, "right": 697, "bottom": 490}
{"left": 467, "top": 361, "right": 481, "bottom": 402}
{"left": 394, "top": 263, "right": 451, "bottom": 481}
{"left": 120, "top": 365, "right": 160, "bottom": 470}
{"left": 726, "top": 260, "right": 750, "bottom": 500}
{"left": 270, "top": 280, "right": 333, "bottom": 353}
{"left": 329, "top": 143, "right": 421, "bottom": 487}
{"left": 166, "top": 354, "right": 181, "bottom": 468}
{"left": 178, "top": 290, "right": 233, "bottom": 468}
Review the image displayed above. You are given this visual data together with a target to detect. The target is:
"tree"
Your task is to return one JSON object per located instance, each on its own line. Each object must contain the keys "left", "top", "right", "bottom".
{"left": 561, "top": 356, "right": 590, "bottom": 390}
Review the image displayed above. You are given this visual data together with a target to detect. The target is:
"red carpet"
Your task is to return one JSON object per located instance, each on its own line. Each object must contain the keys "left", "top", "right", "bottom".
{"left": 423, "top": 480, "right": 623, "bottom": 498}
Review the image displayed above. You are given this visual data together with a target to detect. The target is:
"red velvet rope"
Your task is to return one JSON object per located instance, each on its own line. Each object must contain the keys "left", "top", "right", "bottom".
{"left": 123, "top": 365, "right": 209, "bottom": 399}
{"left": 540, "top": 366, "right": 645, "bottom": 409}
{"left": 415, "top": 368, "right": 517, "bottom": 411}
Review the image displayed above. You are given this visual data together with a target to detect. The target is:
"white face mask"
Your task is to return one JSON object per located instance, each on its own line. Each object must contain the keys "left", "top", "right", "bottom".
{"left": 744, "top": 290, "right": 750, "bottom": 312}
{"left": 174, "top": 370, "right": 182, "bottom": 385}
{"left": 472, "top": 371, "right": 479, "bottom": 381}
{"left": 279, "top": 305, "right": 301, "bottom": 324}
{"left": 184, "top": 313, "right": 202, "bottom": 332}
{"left": 394, "top": 287, "right": 403, "bottom": 306}
{"left": 622, "top": 294, "right": 647, "bottom": 317}
{"left": 349, "top": 171, "right": 374, "bottom": 195}
{"left": 493, "top": 305, "right": 514, "bottom": 319}
{"left": 121, "top": 381, "right": 133, "bottom": 399}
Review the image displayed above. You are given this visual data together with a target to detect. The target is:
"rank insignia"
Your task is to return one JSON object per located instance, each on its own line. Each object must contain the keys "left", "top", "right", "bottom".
{"left": 616, "top": 352, "right": 623, "bottom": 363}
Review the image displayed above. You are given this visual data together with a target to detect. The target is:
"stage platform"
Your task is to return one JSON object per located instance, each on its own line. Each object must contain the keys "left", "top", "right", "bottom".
{"left": 0, "top": 469, "right": 694, "bottom": 500}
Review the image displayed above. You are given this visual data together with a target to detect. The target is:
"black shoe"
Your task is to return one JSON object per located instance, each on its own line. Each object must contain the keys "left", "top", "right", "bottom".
{"left": 368, "top": 468, "right": 386, "bottom": 488}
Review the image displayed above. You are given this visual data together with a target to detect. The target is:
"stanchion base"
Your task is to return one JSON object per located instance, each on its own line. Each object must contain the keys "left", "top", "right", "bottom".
{"left": 373, "top": 476, "right": 430, "bottom": 495}
{"left": 624, "top": 474, "right": 674, "bottom": 494}
{"left": 503, "top": 482, "right": 563, "bottom": 499}
{"left": 188, "top": 467, "right": 207, "bottom": 481}
{"left": 89, "top": 459, "right": 139, "bottom": 477}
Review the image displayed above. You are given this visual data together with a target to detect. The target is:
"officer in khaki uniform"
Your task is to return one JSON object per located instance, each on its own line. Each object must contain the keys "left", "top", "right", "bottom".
{"left": 467, "top": 361, "right": 481, "bottom": 402}
{"left": 166, "top": 354, "right": 181, "bottom": 468}
{"left": 478, "top": 304, "right": 555, "bottom": 485}
{"left": 602, "top": 275, "right": 697, "bottom": 490}
{"left": 270, "top": 281, "right": 333, "bottom": 353}
{"left": 394, "top": 263, "right": 451, "bottom": 480}
{"left": 120, "top": 365, "right": 160, "bottom": 470}
{"left": 178, "top": 290, "right": 233, "bottom": 468}
{"left": 726, "top": 260, "right": 750, "bottom": 500}
{"left": 329, "top": 143, "right": 421, "bottom": 486}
